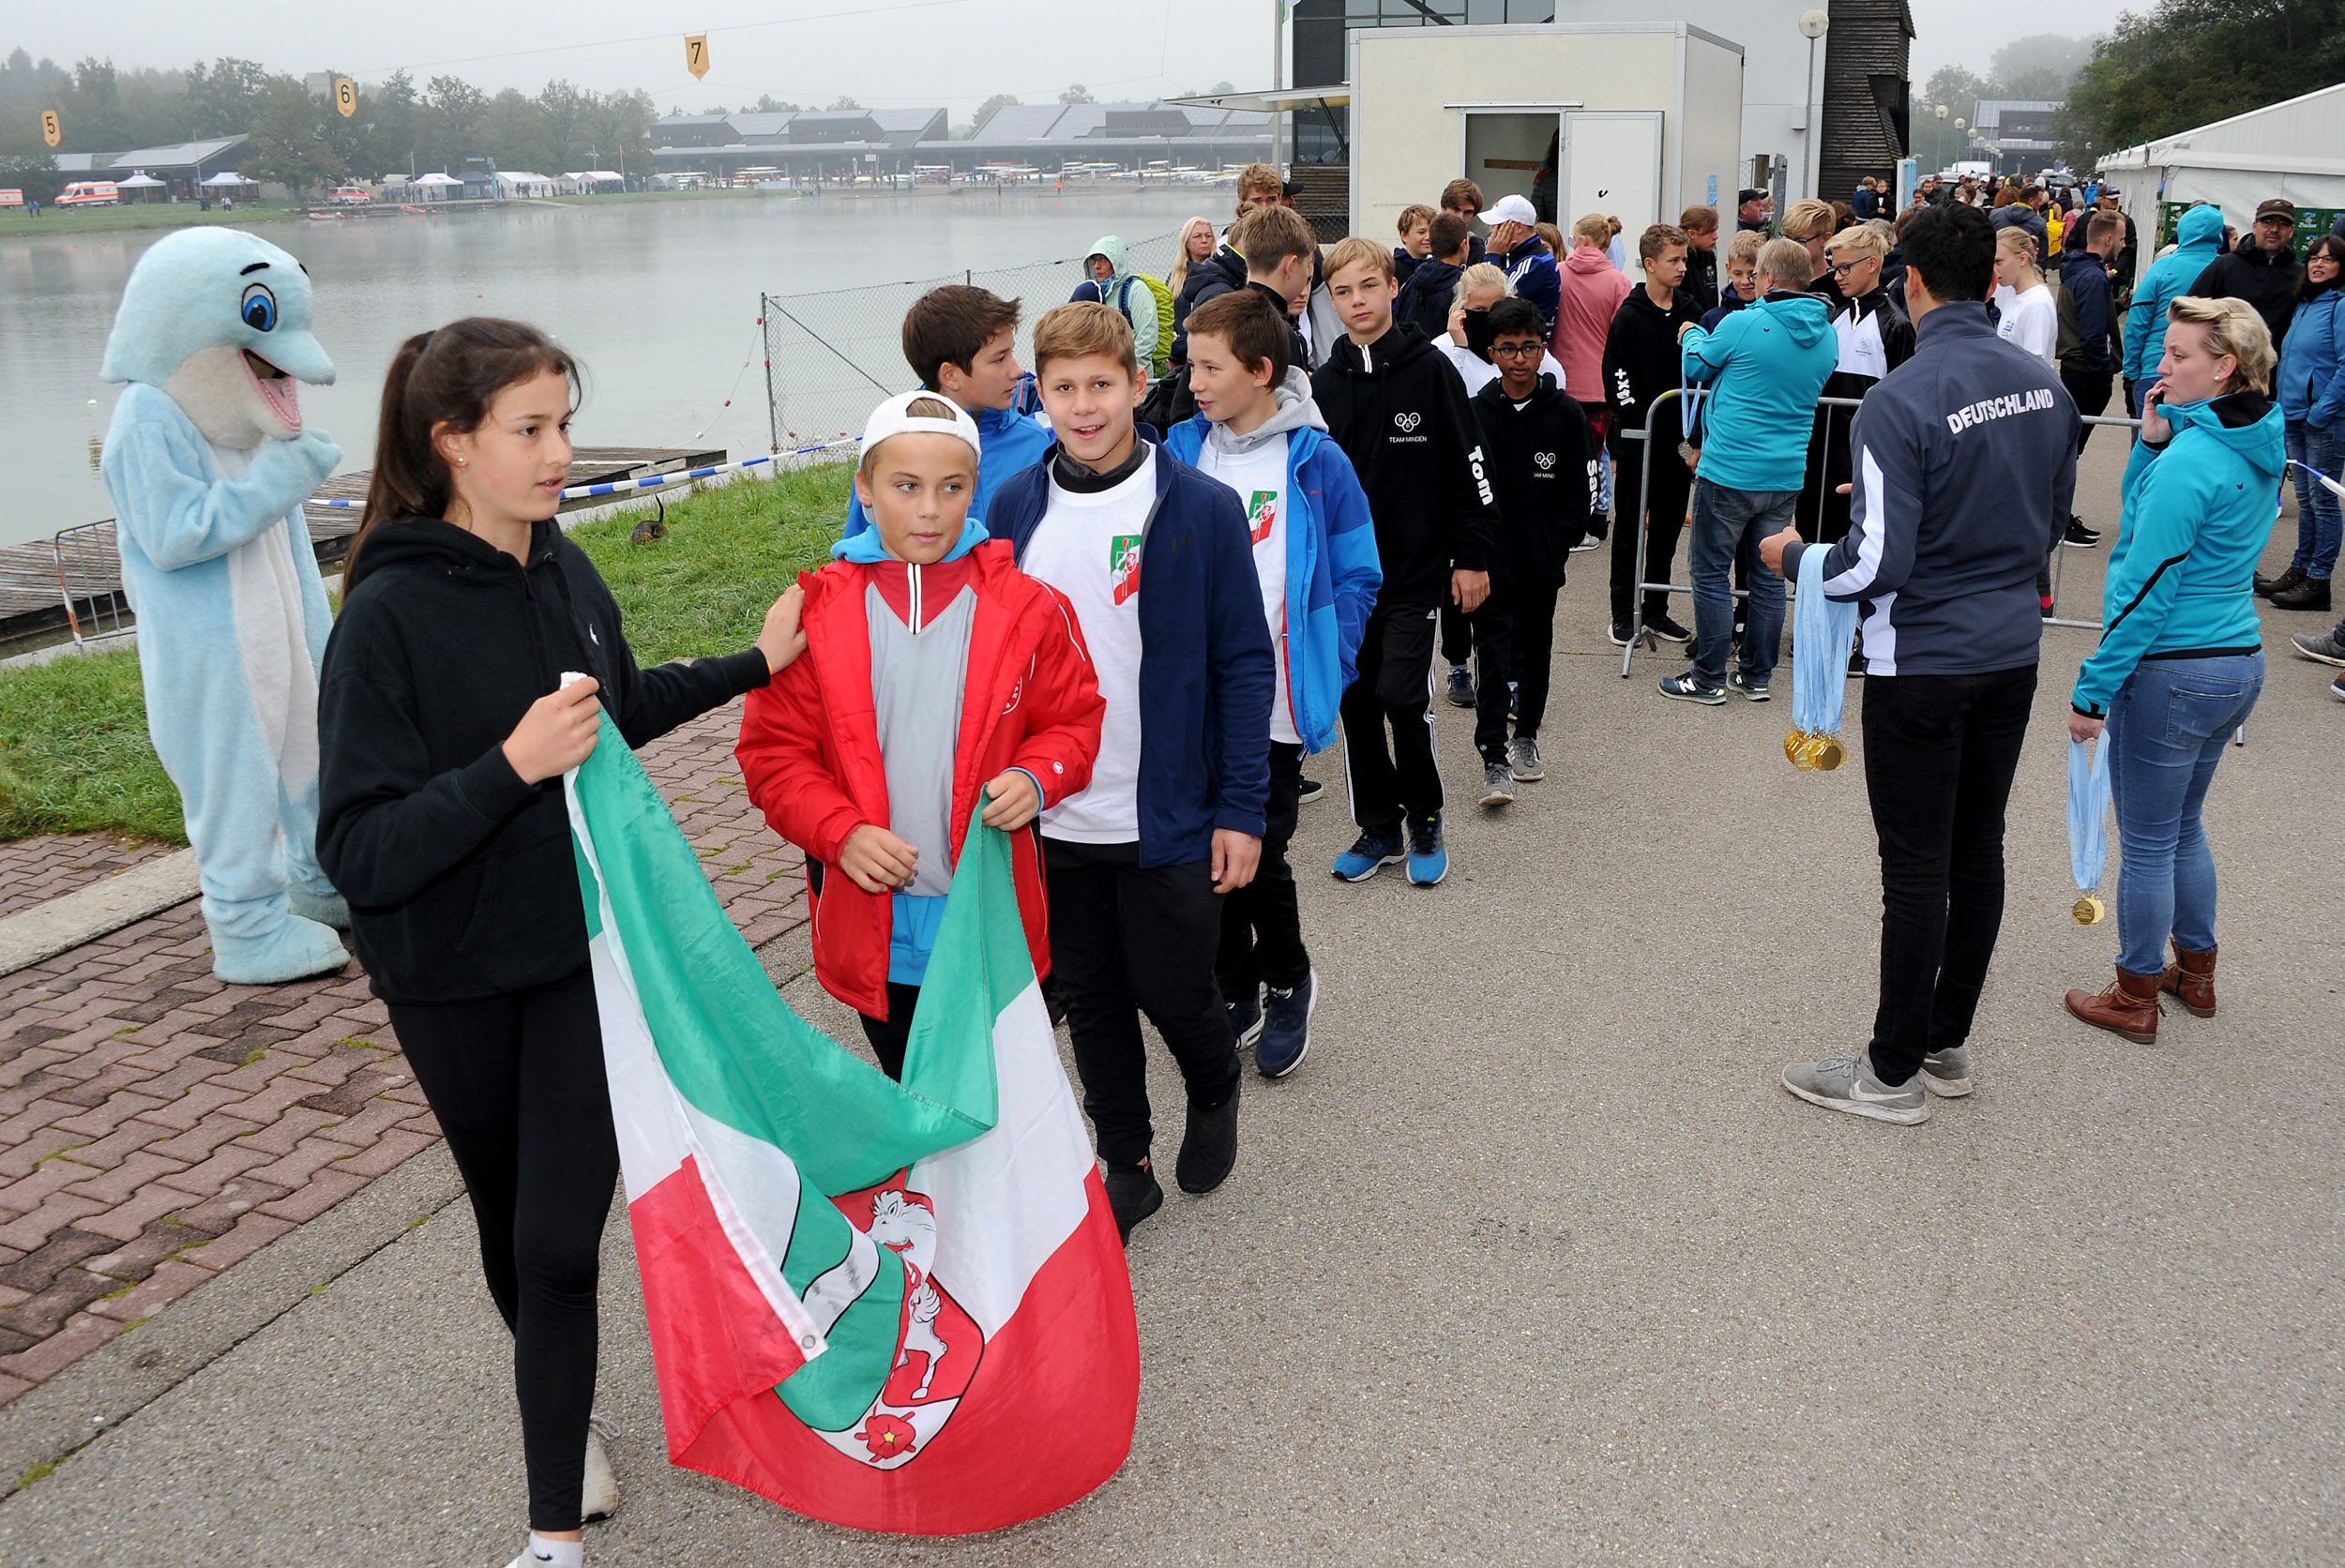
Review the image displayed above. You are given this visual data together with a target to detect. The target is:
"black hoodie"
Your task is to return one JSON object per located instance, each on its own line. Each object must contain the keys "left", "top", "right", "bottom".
{"left": 1601, "top": 283, "right": 1706, "bottom": 449}
{"left": 2190, "top": 242, "right": 2305, "bottom": 352}
{"left": 1471, "top": 373, "right": 1596, "bottom": 591}
{"left": 1396, "top": 256, "right": 1464, "bottom": 346}
{"left": 1312, "top": 322, "right": 1498, "bottom": 604}
{"left": 317, "top": 518, "right": 770, "bottom": 1003}
{"left": 1172, "top": 243, "right": 1248, "bottom": 363}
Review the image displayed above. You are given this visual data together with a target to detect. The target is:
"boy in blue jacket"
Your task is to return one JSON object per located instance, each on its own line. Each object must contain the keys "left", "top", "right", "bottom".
{"left": 987, "top": 301, "right": 1276, "bottom": 1243}
{"left": 840, "top": 284, "right": 1050, "bottom": 545}
{"left": 1167, "top": 288, "right": 1382, "bottom": 1079}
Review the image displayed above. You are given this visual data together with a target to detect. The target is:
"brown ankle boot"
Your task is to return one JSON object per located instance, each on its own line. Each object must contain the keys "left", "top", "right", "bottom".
{"left": 2159, "top": 943, "right": 2217, "bottom": 1018}
{"left": 2065, "top": 965, "right": 2163, "bottom": 1043}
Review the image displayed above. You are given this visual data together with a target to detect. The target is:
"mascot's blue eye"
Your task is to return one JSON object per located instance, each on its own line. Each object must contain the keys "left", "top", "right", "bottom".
{"left": 240, "top": 282, "right": 278, "bottom": 332}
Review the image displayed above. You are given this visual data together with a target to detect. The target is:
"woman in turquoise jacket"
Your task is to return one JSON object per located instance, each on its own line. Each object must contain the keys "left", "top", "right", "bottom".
{"left": 2065, "top": 295, "right": 2279, "bottom": 1043}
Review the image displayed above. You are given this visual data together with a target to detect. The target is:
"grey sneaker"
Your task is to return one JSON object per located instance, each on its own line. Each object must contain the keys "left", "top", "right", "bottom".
{"left": 1479, "top": 761, "right": 1516, "bottom": 807}
{"left": 2292, "top": 629, "right": 2345, "bottom": 668}
{"left": 1728, "top": 668, "right": 1772, "bottom": 701}
{"left": 1508, "top": 735, "right": 1545, "bottom": 781}
{"left": 1781, "top": 1049, "right": 1931, "bottom": 1124}
{"left": 1918, "top": 1045, "right": 1972, "bottom": 1097}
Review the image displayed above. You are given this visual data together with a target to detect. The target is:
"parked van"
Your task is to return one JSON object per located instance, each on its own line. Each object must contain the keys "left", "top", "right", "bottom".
{"left": 56, "top": 181, "right": 120, "bottom": 207}
{"left": 325, "top": 186, "right": 372, "bottom": 205}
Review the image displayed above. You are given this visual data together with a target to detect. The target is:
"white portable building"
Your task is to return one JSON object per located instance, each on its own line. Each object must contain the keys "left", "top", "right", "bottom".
{"left": 2097, "top": 83, "right": 2345, "bottom": 259}
{"left": 1348, "top": 23, "right": 1745, "bottom": 246}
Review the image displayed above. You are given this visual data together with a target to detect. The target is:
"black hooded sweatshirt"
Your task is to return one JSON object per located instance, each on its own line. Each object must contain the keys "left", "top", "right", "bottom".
{"left": 316, "top": 518, "right": 770, "bottom": 1003}
{"left": 1172, "top": 242, "right": 1248, "bottom": 363}
{"left": 1313, "top": 321, "right": 1498, "bottom": 604}
{"left": 2190, "top": 242, "right": 2305, "bottom": 352}
{"left": 1396, "top": 256, "right": 1464, "bottom": 345}
{"left": 1471, "top": 373, "right": 1596, "bottom": 592}
{"left": 1601, "top": 283, "right": 1706, "bottom": 450}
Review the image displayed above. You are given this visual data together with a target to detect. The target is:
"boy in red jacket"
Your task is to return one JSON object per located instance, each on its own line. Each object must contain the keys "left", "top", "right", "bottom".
{"left": 736, "top": 391, "right": 1103, "bottom": 1078}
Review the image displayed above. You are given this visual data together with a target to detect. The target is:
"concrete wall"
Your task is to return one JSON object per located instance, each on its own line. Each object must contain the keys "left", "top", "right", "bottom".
{"left": 1350, "top": 24, "right": 1743, "bottom": 241}
{"left": 1550, "top": 0, "right": 1832, "bottom": 197}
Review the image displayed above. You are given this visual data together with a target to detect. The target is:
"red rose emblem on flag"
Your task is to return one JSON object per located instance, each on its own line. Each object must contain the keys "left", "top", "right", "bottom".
{"left": 855, "top": 1412, "right": 917, "bottom": 1460}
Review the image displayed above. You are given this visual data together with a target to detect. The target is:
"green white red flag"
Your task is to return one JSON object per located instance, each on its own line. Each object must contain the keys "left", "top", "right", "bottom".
{"left": 563, "top": 715, "right": 1137, "bottom": 1533}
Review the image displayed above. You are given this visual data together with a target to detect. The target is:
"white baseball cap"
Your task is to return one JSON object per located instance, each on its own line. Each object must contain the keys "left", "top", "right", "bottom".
{"left": 859, "top": 389, "right": 982, "bottom": 466}
{"left": 1486, "top": 193, "right": 1538, "bottom": 228}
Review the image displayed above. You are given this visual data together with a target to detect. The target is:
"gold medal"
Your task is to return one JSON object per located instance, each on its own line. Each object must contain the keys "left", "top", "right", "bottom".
{"left": 1784, "top": 731, "right": 1809, "bottom": 768}
{"left": 2072, "top": 893, "right": 2107, "bottom": 926}
{"left": 1812, "top": 733, "right": 1847, "bottom": 771}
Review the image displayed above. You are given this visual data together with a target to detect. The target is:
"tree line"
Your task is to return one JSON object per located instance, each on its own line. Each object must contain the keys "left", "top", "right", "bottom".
{"left": 0, "top": 49, "right": 654, "bottom": 198}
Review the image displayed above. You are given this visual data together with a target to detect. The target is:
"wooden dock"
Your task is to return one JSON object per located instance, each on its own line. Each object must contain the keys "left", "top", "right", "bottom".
{"left": 0, "top": 447, "right": 721, "bottom": 655}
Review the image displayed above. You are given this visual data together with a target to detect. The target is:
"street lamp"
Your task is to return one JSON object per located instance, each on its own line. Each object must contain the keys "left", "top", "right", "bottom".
{"left": 1798, "top": 8, "right": 1829, "bottom": 199}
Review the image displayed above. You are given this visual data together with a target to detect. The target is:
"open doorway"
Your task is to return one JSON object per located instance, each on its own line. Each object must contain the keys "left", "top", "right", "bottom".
{"left": 1462, "top": 111, "right": 1561, "bottom": 218}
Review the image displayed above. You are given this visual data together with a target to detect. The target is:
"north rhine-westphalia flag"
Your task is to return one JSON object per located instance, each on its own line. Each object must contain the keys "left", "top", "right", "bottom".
{"left": 562, "top": 713, "right": 1138, "bottom": 1534}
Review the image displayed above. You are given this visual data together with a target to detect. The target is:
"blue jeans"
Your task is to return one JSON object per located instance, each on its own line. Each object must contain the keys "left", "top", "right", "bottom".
{"left": 2107, "top": 652, "right": 2265, "bottom": 975}
{"left": 2285, "top": 419, "right": 2344, "bottom": 579}
{"left": 1688, "top": 480, "right": 1793, "bottom": 687}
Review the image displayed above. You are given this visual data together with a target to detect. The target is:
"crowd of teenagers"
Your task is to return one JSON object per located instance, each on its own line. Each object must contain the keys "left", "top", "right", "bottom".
{"left": 304, "top": 167, "right": 2328, "bottom": 1566}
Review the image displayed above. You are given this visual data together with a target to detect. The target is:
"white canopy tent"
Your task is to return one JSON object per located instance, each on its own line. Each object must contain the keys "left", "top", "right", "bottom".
{"left": 494, "top": 170, "right": 555, "bottom": 198}
{"left": 2097, "top": 83, "right": 2345, "bottom": 264}
{"left": 409, "top": 171, "right": 462, "bottom": 202}
{"left": 201, "top": 170, "right": 254, "bottom": 188}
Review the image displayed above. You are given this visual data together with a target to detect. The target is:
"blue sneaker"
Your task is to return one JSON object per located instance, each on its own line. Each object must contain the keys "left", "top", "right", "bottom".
{"left": 1657, "top": 671, "right": 1727, "bottom": 705}
{"left": 1256, "top": 970, "right": 1315, "bottom": 1077}
{"left": 1728, "top": 669, "right": 1772, "bottom": 701}
{"left": 1333, "top": 827, "right": 1405, "bottom": 882}
{"left": 1405, "top": 815, "right": 1447, "bottom": 886}
{"left": 1226, "top": 988, "right": 1264, "bottom": 1049}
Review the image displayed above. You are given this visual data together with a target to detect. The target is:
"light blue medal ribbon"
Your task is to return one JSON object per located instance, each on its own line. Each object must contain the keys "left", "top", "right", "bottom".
{"left": 1786, "top": 547, "right": 1860, "bottom": 769}
{"left": 2066, "top": 734, "right": 2112, "bottom": 924}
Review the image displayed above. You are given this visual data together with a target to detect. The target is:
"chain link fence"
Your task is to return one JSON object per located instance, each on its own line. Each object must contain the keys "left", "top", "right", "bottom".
{"left": 760, "top": 229, "right": 1188, "bottom": 451}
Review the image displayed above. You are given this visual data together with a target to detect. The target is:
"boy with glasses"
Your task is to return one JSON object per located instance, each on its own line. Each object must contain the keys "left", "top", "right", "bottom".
{"left": 1800, "top": 224, "right": 1914, "bottom": 558}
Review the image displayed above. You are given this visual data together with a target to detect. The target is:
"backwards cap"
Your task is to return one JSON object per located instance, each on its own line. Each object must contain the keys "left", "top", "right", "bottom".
{"left": 859, "top": 389, "right": 982, "bottom": 467}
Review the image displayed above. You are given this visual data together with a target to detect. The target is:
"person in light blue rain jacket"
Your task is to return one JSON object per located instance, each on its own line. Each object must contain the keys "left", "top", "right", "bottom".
{"left": 2122, "top": 203, "right": 2227, "bottom": 416}
{"left": 2065, "top": 294, "right": 2281, "bottom": 1043}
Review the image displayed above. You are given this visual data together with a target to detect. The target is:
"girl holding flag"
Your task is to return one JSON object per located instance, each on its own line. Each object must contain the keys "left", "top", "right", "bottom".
{"left": 2064, "top": 297, "right": 2279, "bottom": 1043}
{"left": 315, "top": 319, "right": 806, "bottom": 1568}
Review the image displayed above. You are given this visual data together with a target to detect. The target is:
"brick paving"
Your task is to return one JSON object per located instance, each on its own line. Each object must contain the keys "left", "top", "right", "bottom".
{"left": 0, "top": 835, "right": 181, "bottom": 922}
{"left": 0, "top": 701, "right": 805, "bottom": 1408}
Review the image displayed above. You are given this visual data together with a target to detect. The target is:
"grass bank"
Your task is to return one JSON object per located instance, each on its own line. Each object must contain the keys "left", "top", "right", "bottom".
{"left": 0, "top": 462, "right": 853, "bottom": 847}
{"left": 0, "top": 204, "right": 299, "bottom": 239}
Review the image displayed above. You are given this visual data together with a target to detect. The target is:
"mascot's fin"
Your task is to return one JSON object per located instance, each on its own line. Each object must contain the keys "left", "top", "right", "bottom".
{"left": 287, "top": 886, "right": 352, "bottom": 931}
{"left": 213, "top": 914, "right": 349, "bottom": 987}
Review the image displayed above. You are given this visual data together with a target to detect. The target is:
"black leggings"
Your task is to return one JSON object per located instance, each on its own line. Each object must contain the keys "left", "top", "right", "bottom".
{"left": 387, "top": 968, "right": 617, "bottom": 1534}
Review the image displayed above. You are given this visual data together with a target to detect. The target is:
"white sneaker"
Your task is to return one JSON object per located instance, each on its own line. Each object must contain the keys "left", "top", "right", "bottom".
{"left": 582, "top": 1415, "right": 620, "bottom": 1522}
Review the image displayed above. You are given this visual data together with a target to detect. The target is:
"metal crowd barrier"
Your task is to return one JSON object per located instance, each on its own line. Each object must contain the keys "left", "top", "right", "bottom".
{"left": 1614, "top": 389, "right": 2145, "bottom": 680}
{"left": 51, "top": 520, "right": 134, "bottom": 647}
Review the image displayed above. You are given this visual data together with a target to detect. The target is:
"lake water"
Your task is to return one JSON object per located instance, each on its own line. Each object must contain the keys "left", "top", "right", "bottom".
{"left": 0, "top": 188, "right": 1215, "bottom": 550}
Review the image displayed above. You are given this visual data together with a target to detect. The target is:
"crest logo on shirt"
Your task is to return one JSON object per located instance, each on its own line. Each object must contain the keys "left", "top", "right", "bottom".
{"left": 1109, "top": 535, "right": 1142, "bottom": 605}
{"left": 1393, "top": 411, "right": 1422, "bottom": 432}
{"left": 1534, "top": 451, "right": 1556, "bottom": 470}
{"left": 1246, "top": 490, "right": 1278, "bottom": 545}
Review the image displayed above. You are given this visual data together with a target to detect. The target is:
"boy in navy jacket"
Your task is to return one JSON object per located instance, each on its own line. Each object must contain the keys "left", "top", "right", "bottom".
{"left": 987, "top": 301, "right": 1275, "bottom": 1243}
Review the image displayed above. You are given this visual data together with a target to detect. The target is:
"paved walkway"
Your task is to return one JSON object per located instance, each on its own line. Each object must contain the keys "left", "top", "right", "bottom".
{"left": 0, "top": 703, "right": 804, "bottom": 1408}
{"left": 0, "top": 836, "right": 178, "bottom": 922}
{"left": 1, "top": 437, "right": 2340, "bottom": 1562}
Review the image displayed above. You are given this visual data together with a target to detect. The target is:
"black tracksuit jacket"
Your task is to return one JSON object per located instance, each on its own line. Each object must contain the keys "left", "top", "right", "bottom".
{"left": 1471, "top": 374, "right": 1597, "bottom": 592}
{"left": 1396, "top": 257, "right": 1464, "bottom": 345}
{"left": 1312, "top": 322, "right": 1498, "bottom": 605}
{"left": 1602, "top": 284, "right": 1707, "bottom": 449}
{"left": 317, "top": 518, "right": 770, "bottom": 1003}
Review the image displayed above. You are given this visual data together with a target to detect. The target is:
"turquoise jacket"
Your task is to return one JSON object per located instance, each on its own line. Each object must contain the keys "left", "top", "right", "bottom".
{"left": 2071, "top": 391, "right": 2281, "bottom": 716}
{"left": 1163, "top": 398, "right": 1383, "bottom": 756}
{"left": 2123, "top": 204, "right": 2228, "bottom": 384}
{"left": 1680, "top": 292, "right": 1838, "bottom": 491}
{"left": 839, "top": 401, "right": 1051, "bottom": 550}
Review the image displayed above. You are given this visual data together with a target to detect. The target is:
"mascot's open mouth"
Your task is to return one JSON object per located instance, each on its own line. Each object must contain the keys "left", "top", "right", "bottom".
{"left": 240, "top": 348, "right": 303, "bottom": 434}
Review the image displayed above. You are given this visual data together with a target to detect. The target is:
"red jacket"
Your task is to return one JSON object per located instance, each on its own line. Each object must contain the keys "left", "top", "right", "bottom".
{"left": 736, "top": 541, "right": 1103, "bottom": 1019}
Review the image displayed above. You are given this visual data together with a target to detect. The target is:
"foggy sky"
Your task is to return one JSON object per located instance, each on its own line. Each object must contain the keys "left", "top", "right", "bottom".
{"left": 7, "top": 0, "right": 2132, "bottom": 115}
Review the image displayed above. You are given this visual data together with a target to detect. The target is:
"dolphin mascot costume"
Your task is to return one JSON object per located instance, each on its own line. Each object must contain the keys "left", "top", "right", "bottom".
{"left": 98, "top": 229, "right": 350, "bottom": 985}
